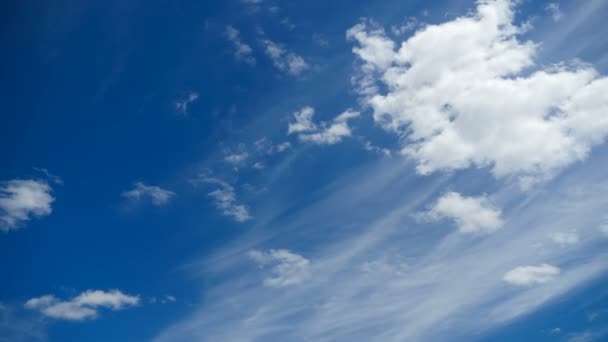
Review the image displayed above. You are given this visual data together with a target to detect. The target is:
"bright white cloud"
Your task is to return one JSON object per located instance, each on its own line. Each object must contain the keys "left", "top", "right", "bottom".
{"left": 503, "top": 264, "right": 561, "bottom": 286}
{"left": 0, "top": 179, "right": 54, "bottom": 232}
{"left": 175, "top": 91, "right": 199, "bottom": 114}
{"left": 348, "top": 0, "right": 608, "bottom": 185}
{"left": 25, "top": 290, "right": 139, "bottom": 321}
{"left": 287, "top": 107, "right": 360, "bottom": 145}
{"left": 545, "top": 3, "right": 563, "bottom": 22}
{"left": 225, "top": 26, "right": 256, "bottom": 65}
{"left": 261, "top": 39, "right": 309, "bottom": 76}
{"left": 549, "top": 231, "right": 579, "bottom": 246}
{"left": 249, "top": 249, "right": 310, "bottom": 288}
{"left": 424, "top": 192, "right": 503, "bottom": 234}
{"left": 122, "top": 182, "right": 175, "bottom": 206}
{"left": 202, "top": 177, "right": 252, "bottom": 222}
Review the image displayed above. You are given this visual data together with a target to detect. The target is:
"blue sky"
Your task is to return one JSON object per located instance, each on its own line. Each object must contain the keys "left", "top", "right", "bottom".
{"left": 2, "top": 0, "right": 608, "bottom": 341}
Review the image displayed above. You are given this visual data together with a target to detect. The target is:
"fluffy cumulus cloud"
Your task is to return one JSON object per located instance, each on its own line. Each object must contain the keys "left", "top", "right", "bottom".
{"left": 503, "top": 264, "right": 561, "bottom": 286}
{"left": 225, "top": 26, "right": 256, "bottom": 65}
{"left": 348, "top": 0, "right": 608, "bottom": 185}
{"left": 122, "top": 182, "right": 175, "bottom": 206}
{"left": 200, "top": 177, "right": 251, "bottom": 222}
{"left": 25, "top": 290, "right": 139, "bottom": 321}
{"left": 287, "top": 106, "right": 360, "bottom": 145}
{"left": 249, "top": 249, "right": 311, "bottom": 287}
{"left": 0, "top": 179, "right": 54, "bottom": 232}
{"left": 424, "top": 192, "right": 503, "bottom": 234}
{"left": 261, "top": 39, "right": 309, "bottom": 76}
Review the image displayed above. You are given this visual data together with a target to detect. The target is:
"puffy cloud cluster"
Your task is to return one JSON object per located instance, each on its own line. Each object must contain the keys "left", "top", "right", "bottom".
{"left": 423, "top": 192, "right": 503, "bottom": 234}
{"left": 249, "top": 249, "right": 310, "bottom": 287}
{"left": 0, "top": 179, "right": 54, "bottom": 232}
{"left": 25, "top": 290, "right": 139, "bottom": 321}
{"left": 348, "top": 0, "right": 608, "bottom": 185}
{"left": 287, "top": 106, "right": 360, "bottom": 145}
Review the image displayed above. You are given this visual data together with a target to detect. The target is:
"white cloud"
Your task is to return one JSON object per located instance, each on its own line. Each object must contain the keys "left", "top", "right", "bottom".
{"left": 249, "top": 249, "right": 310, "bottom": 287}
{"left": 122, "top": 182, "right": 175, "bottom": 206}
{"left": 348, "top": 0, "right": 608, "bottom": 185}
{"left": 224, "top": 152, "right": 249, "bottom": 165}
{"left": 503, "top": 264, "right": 560, "bottom": 286}
{"left": 424, "top": 192, "right": 503, "bottom": 234}
{"left": 225, "top": 26, "right": 256, "bottom": 65}
{"left": 545, "top": 3, "right": 563, "bottom": 22}
{"left": 600, "top": 224, "right": 608, "bottom": 236}
{"left": 287, "top": 107, "right": 360, "bottom": 145}
{"left": 201, "top": 177, "right": 252, "bottom": 222}
{"left": 261, "top": 39, "right": 309, "bottom": 76}
{"left": 175, "top": 91, "right": 199, "bottom": 114}
{"left": 287, "top": 106, "right": 317, "bottom": 134}
{"left": 391, "top": 17, "right": 418, "bottom": 35}
{"left": 25, "top": 290, "right": 139, "bottom": 321}
{"left": 549, "top": 231, "right": 579, "bottom": 246}
{"left": 254, "top": 138, "right": 291, "bottom": 155}
{"left": 0, "top": 179, "right": 54, "bottom": 232}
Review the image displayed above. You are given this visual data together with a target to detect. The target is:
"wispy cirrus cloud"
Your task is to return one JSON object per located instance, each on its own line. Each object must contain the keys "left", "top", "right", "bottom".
{"left": 225, "top": 26, "right": 256, "bottom": 66}
{"left": 249, "top": 249, "right": 311, "bottom": 288}
{"left": 196, "top": 176, "right": 252, "bottom": 223}
{"left": 261, "top": 39, "right": 309, "bottom": 76}
{"left": 175, "top": 91, "right": 199, "bottom": 115}
{"left": 122, "top": 182, "right": 175, "bottom": 206}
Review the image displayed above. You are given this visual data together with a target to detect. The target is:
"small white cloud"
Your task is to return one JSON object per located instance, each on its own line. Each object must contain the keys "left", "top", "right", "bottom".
{"left": 287, "top": 107, "right": 317, "bottom": 134}
{"left": 201, "top": 177, "right": 252, "bottom": 223}
{"left": 249, "top": 249, "right": 310, "bottom": 288}
{"left": 549, "top": 231, "right": 579, "bottom": 246}
{"left": 33, "top": 167, "right": 63, "bottom": 185}
{"left": 0, "top": 179, "right": 54, "bottom": 232}
{"left": 253, "top": 162, "right": 265, "bottom": 170}
{"left": 224, "top": 152, "right": 249, "bottom": 165}
{"left": 175, "top": 91, "right": 199, "bottom": 114}
{"left": 391, "top": 17, "right": 418, "bottom": 35}
{"left": 288, "top": 107, "right": 360, "bottom": 145}
{"left": 599, "top": 224, "right": 608, "bottom": 236}
{"left": 503, "top": 264, "right": 560, "bottom": 286}
{"left": 312, "top": 33, "right": 329, "bottom": 47}
{"left": 423, "top": 192, "right": 503, "bottom": 234}
{"left": 25, "top": 290, "right": 139, "bottom": 321}
{"left": 254, "top": 138, "right": 291, "bottom": 155}
{"left": 163, "top": 295, "right": 176, "bottom": 303}
{"left": 545, "top": 3, "right": 563, "bottom": 22}
{"left": 225, "top": 26, "right": 256, "bottom": 65}
{"left": 363, "top": 140, "right": 391, "bottom": 156}
{"left": 122, "top": 182, "right": 175, "bottom": 206}
{"left": 261, "top": 39, "right": 309, "bottom": 76}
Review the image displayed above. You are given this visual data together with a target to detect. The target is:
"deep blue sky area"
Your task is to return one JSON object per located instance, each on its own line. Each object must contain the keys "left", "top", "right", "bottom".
{"left": 2, "top": 1, "right": 608, "bottom": 341}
